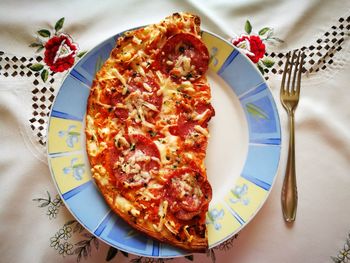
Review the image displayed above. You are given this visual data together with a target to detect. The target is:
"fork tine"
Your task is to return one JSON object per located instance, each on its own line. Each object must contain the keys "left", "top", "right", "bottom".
{"left": 281, "top": 51, "right": 291, "bottom": 92}
{"left": 286, "top": 50, "right": 297, "bottom": 92}
{"left": 291, "top": 50, "right": 301, "bottom": 93}
{"left": 296, "top": 52, "right": 305, "bottom": 95}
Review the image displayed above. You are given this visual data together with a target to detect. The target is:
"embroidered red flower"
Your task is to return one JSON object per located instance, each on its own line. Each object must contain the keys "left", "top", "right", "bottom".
{"left": 232, "top": 35, "right": 266, "bottom": 63}
{"left": 43, "top": 34, "right": 78, "bottom": 72}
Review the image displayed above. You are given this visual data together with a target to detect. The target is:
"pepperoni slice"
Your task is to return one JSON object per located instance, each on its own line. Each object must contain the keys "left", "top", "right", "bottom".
{"left": 129, "top": 134, "right": 161, "bottom": 161}
{"left": 194, "top": 101, "right": 215, "bottom": 127}
{"left": 114, "top": 108, "right": 129, "bottom": 120}
{"left": 156, "top": 33, "right": 209, "bottom": 81}
{"left": 169, "top": 114, "right": 196, "bottom": 138}
{"left": 112, "top": 134, "right": 161, "bottom": 188}
{"left": 165, "top": 168, "right": 212, "bottom": 221}
{"left": 129, "top": 76, "right": 158, "bottom": 93}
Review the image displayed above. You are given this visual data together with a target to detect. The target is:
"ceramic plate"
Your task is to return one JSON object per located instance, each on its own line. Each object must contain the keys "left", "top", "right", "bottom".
{"left": 47, "top": 29, "right": 281, "bottom": 257}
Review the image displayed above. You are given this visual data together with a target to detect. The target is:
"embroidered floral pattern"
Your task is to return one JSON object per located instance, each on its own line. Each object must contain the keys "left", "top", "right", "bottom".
{"left": 49, "top": 219, "right": 101, "bottom": 262}
{"left": 332, "top": 233, "right": 350, "bottom": 263}
{"left": 44, "top": 33, "right": 78, "bottom": 72}
{"left": 233, "top": 35, "right": 266, "bottom": 63}
{"left": 230, "top": 20, "right": 283, "bottom": 75}
{"left": 33, "top": 191, "right": 64, "bottom": 219}
{"left": 29, "top": 17, "right": 86, "bottom": 82}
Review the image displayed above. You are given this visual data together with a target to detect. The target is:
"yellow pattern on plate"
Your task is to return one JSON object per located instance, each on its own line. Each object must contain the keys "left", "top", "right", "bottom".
{"left": 224, "top": 177, "right": 267, "bottom": 222}
{"left": 202, "top": 31, "right": 235, "bottom": 73}
{"left": 49, "top": 154, "right": 90, "bottom": 194}
{"left": 207, "top": 203, "right": 241, "bottom": 246}
{"left": 48, "top": 117, "right": 83, "bottom": 154}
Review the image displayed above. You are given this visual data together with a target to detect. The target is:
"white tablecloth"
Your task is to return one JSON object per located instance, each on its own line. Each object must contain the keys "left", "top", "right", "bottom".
{"left": 1, "top": 1, "right": 350, "bottom": 262}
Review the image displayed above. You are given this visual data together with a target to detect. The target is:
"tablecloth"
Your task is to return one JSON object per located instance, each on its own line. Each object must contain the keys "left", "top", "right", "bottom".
{"left": 1, "top": 0, "right": 350, "bottom": 262}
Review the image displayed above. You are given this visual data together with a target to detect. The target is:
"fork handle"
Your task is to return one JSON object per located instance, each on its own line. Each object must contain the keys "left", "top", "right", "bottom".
{"left": 281, "top": 112, "right": 298, "bottom": 222}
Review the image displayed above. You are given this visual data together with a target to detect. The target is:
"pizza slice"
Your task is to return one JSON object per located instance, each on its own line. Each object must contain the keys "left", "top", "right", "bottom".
{"left": 85, "top": 12, "right": 215, "bottom": 252}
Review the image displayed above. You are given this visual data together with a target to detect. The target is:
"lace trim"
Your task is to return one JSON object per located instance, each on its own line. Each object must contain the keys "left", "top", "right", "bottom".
{"left": 264, "top": 15, "right": 350, "bottom": 80}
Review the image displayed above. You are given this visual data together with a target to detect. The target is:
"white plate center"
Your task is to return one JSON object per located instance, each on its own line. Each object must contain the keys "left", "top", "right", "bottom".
{"left": 206, "top": 70, "right": 249, "bottom": 205}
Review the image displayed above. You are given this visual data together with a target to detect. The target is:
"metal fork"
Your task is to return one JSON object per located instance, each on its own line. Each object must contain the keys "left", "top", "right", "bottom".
{"left": 280, "top": 50, "right": 305, "bottom": 222}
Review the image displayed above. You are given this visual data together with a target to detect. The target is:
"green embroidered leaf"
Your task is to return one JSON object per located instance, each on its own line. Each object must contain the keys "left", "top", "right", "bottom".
{"left": 36, "top": 46, "right": 44, "bottom": 53}
{"left": 244, "top": 20, "right": 252, "bottom": 34}
{"left": 64, "top": 220, "right": 77, "bottom": 226}
{"left": 41, "top": 69, "right": 49, "bottom": 82}
{"left": 55, "top": 17, "right": 65, "bottom": 32}
{"left": 38, "top": 200, "right": 50, "bottom": 207}
{"left": 93, "top": 237, "right": 99, "bottom": 250}
{"left": 29, "top": 63, "right": 44, "bottom": 71}
{"left": 29, "top": 42, "right": 43, "bottom": 48}
{"left": 120, "top": 250, "right": 129, "bottom": 257}
{"left": 75, "top": 240, "right": 88, "bottom": 246}
{"left": 267, "top": 36, "right": 284, "bottom": 43}
{"left": 331, "top": 256, "right": 341, "bottom": 263}
{"left": 258, "top": 27, "right": 271, "bottom": 36}
{"left": 246, "top": 103, "right": 269, "bottom": 119}
{"left": 83, "top": 233, "right": 94, "bottom": 239}
{"left": 257, "top": 63, "right": 265, "bottom": 75}
{"left": 261, "top": 58, "right": 275, "bottom": 68}
{"left": 106, "top": 246, "right": 119, "bottom": 261}
{"left": 37, "top": 29, "right": 51, "bottom": 38}
{"left": 77, "top": 51, "right": 87, "bottom": 58}
{"left": 206, "top": 249, "right": 216, "bottom": 263}
{"left": 185, "top": 255, "right": 194, "bottom": 261}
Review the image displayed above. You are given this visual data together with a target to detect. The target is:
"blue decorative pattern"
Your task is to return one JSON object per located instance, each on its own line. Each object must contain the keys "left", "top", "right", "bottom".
{"left": 71, "top": 37, "right": 116, "bottom": 86}
{"left": 63, "top": 181, "right": 110, "bottom": 230}
{"left": 241, "top": 145, "right": 281, "bottom": 190}
{"left": 240, "top": 83, "right": 281, "bottom": 145}
{"left": 218, "top": 52, "right": 264, "bottom": 97}
{"left": 98, "top": 215, "right": 155, "bottom": 256}
{"left": 52, "top": 75, "right": 90, "bottom": 121}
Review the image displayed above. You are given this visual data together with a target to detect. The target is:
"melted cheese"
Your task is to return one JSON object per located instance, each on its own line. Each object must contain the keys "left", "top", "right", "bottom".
{"left": 111, "top": 68, "right": 128, "bottom": 86}
{"left": 193, "top": 109, "right": 210, "bottom": 122}
{"left": 153, "top": 200, "right": 168, "bottom": 232}
{"left": 154, "top": 131, "right": 179, "bottom": 164}
{"left": 136, "top": 187, "right": 157, "bottom": 201}
{"left": 164, "top": 220, "right": 178, "bottom": 234}
{"left": 114, "top": 132, "right": 130, "bottom": 148}
{"left": 183, "top": 225, "right": 194, "bottom": 242}
{"left": 114, "top": 195, "right": 140, "bottom": 217}
{"left": 98, "top": 127, "right": 110, "bottom": 138}
{"left": 91, "top": 165, "right": 108, "bottom": 186}
{"left": 173, "top": 55, "right": 194, "bottom": 77}
{"left": 194, "top": 125, "right": 209, "bottom": 137}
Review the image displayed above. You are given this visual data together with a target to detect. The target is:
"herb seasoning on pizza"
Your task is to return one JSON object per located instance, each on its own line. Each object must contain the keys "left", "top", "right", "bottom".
{"left": 85, "top": 12, "right": 215, "bottom": 252}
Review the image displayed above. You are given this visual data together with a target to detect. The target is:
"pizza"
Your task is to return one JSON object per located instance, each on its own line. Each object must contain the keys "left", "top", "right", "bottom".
{"left": 85, "top": 12, "right": 215, "bottom": 252}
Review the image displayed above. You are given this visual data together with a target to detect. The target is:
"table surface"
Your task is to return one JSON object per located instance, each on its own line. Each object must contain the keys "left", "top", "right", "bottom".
{"left": 1, "top": 1, "right": 350, "bottom": 262}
